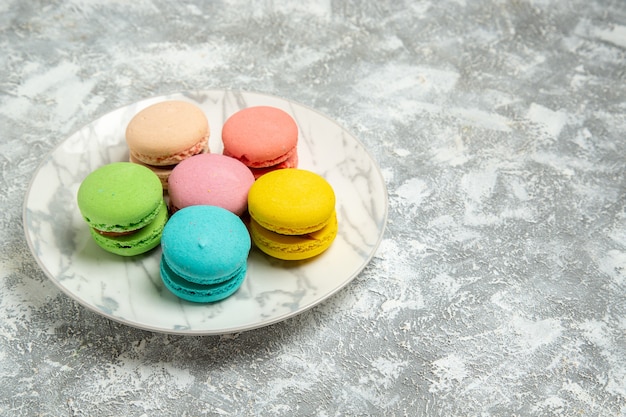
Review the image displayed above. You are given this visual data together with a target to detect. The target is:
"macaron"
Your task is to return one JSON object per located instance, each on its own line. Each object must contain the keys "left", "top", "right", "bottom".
{"left": 77, "top": 162, "right": 167, "bottom": 256}
{"left": 126, "top": 100, "right": 210, "bottom": 187}
{"left": 167, "top": 154, "right": 255, "bottom": 216}
{"left": 247, "top": 169, "right": 337, "bottom": 260}
{"left": 221, "top": 106, "right": 298, "bottom": 178}
{"left": 160, "top": 205, "right": 251, "bottom": 303}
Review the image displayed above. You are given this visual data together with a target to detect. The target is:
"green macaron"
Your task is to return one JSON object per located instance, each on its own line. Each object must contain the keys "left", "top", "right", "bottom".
{"left": 77, "top": 162, "right": 167, "bottom": 256}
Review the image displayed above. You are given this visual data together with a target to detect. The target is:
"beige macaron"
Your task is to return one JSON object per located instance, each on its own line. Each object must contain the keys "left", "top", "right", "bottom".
{"left": 125, "top": 100, "right": 210, "bottom": 166}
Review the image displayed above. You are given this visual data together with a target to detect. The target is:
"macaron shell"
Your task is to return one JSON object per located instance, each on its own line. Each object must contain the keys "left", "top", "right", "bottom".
{"left": 90, "top": 199, "right": 168, "bottom": 256}
{"left": 249, "top": 212, "right": 338, "bottom": 261}
{"left": 160, "top": 205, "right": 251, "bottom": 285}
{"left": 160, "top": 258, "right": 246, "bottom": 303}
{"left": 126, "top": 100, "right": 209, "bottom": 166}
{"left": 247, "top": 169, "right": 336, "bottom": 235}
{"left": 221, "top": 106, "right": 298, "bottom": 168}
{"left": 77, "top": 162, "right": 163, "bottom": 233}
{"left": 167, "top": 154, "right": 255, "bottom": 216}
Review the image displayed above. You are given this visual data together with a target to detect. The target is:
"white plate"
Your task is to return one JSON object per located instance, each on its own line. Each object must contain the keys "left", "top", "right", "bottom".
{"left": 22, "top": 90, "right": 388, "bottom": 335}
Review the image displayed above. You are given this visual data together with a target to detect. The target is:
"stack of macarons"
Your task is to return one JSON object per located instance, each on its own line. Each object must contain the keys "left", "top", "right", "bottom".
{"left": 125, "top": 100, "right": 210, "bottom": 189}
{"left": 76, "top": 162, "right": 168, "bottom": 256}
{"left": 77, "top": 99, "right": 338, "bottom": 303}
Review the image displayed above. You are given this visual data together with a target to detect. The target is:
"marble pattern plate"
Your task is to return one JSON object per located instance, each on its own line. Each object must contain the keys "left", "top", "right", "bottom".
{"left": 23, "top": 90, "right": 388, "bottom": 335}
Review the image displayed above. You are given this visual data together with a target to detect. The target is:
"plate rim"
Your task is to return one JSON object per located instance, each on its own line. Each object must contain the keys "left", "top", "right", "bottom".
{"left": 22, "top": 88, "right": 389, "bottom": 335}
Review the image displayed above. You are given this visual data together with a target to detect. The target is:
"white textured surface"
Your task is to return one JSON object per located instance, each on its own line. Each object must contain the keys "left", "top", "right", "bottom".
{"left": 2, "top": 0, "right": 626, "bottom": 415}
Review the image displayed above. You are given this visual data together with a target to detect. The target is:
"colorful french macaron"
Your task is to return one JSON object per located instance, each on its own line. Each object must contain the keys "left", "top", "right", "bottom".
{"left": 247, "top": 168, "right": 338, "bottom": 260}
{"left": 221, "top": 106, "right": 298, "bottom": 179}
{"left": 76, "top": 162, "right": 167, "bottom": 256}
{"left": 167, "top": 154, "right": 255, "bottom": 216}
{"left": 125, "top": 100, "right": 210, "bottom": 189}
{"left": 160, "top": 205, "right": 251, "bottom": 303}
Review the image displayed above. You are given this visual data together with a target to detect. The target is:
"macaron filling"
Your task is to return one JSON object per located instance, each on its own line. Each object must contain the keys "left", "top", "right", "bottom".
{"left": 130, "top": 135, "right": 209, "bottom": 166}
{"left": 249, "top": 213, "right": 338, "bottom": 261}
{"left": 89, "top": 200, "right": 168, "bottom": 256}
{"left": 249, "top": 211, "right": 332, "bottom": 236}
{"left": 94, "top": 228, "right": 141, "bottom": 237}
{"left": 223, "top": 145, "right": 296, "bottom": 169}
{"left": 87, "top": 201, "right": 163, "bottom": 234}
{"left": 162, "top": 252, "right": 248, "bottom": 286}
{"left": 248, "top": 152, "right": 298, "bottom": 179}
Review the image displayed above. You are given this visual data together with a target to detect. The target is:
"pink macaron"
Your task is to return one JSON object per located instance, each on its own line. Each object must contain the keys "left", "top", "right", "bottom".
{"left": 167, "top": 153, "right": 255, "bottom": 216}
{"left": 221, "top": 106, "right": 298, "bottom": 178}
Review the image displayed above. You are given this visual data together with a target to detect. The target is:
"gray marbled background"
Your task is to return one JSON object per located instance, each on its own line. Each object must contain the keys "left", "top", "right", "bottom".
{"left": 2, "top": 0, "right": 625, "bottom": 416}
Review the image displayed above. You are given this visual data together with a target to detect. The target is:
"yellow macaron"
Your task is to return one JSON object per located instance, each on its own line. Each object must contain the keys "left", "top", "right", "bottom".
{"left": 247, "top": 168, "right": 337, "bottom": 260}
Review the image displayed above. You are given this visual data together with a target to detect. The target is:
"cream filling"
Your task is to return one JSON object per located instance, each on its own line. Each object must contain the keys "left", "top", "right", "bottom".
{"left": 131, "top": 136, "right": 209, "bottom": 166}
{"left": 224, "top": 146, "right": 296, "bottom": 168}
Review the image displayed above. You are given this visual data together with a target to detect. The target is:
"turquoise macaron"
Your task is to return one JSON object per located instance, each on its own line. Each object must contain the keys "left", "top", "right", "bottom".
{"left": 160, "top": 205, "right": 251, "bottom": 303}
